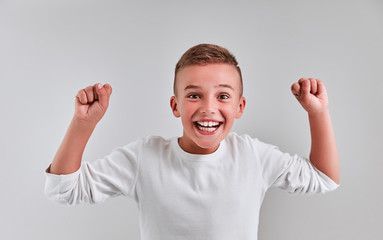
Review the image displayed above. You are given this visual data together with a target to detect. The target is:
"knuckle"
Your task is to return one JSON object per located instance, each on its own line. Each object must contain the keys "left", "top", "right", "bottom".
{"left": 85, "top": 86, "right": 93, "bottom": 94}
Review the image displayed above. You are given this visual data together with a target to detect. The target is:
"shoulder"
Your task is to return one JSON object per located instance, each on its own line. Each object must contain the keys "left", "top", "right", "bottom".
{"left": 145, "top": 135, "right": 173, "bottom": 145}
{"left": 225, "top": 132, "right": 258, "bottom": 145}
{"left": 123, "top": 135, "right": 173, "bottom": 151}
{"left": 124, "top": 135, "right": 171, "bottom": 145}
{"left": 224, "top": 132, "right": 258, "bottom": 153}
{"left": 109, "top": 136, "right": 174, "bottom": 160}
{"left": 225, "top": 132, "right": 275, "bottom": 152}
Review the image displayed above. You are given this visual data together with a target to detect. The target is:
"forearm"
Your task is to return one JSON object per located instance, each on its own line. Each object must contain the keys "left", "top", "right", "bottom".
{"left": 49, "top": 117, "right": 96, "bottom": 175}
{"left": 308, "top": 108, "right": 340, "bottom": 184}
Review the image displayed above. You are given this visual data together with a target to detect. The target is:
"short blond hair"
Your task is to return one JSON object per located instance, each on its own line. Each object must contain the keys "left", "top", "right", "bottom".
{"left": 174, "top": 44, "right": 243, "bottom": 96}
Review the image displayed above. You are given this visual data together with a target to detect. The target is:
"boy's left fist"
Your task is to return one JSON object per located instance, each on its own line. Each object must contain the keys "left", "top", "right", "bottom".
{"left": 291, "top": 78, "right": 329, "bottom": 114}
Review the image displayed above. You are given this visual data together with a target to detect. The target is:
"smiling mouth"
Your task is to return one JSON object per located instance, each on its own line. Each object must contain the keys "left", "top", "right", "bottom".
{"left": 194, "top": 121, "right": 223, "bottom": 132}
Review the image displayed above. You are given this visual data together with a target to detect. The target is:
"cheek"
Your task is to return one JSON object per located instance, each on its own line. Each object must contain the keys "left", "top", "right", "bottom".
{"left": 221, "top": 106, "right": 239, "bottom": 123}
{"left": 182, "top": 102, "right": 198, "bottom": 114}
{"left": 223, "top": 105, "right": 237, "bottom": 116}
{"left": 180, "top": 104, "right": 196, "bottom": 120}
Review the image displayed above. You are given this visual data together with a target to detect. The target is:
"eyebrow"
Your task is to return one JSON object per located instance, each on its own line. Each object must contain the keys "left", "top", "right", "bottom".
{"left": 184, "top": 84, "right": 234, "bottom": 91}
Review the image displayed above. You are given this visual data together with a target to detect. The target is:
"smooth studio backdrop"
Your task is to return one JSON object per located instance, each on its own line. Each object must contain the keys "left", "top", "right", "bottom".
{"left": 0, "top": 0, "right": 382, "bottom": 239}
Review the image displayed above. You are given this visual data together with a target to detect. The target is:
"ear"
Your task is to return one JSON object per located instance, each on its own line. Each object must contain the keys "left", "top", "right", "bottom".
{"left": 170, "top": 96, "right": 181, "bottom": 118}
{"left": 235, "top": 97, "right": 246, "bottom": 119}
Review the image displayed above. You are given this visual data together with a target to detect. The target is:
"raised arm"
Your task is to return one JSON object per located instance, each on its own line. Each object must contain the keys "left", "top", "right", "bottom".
{"left": 49, "top": 83, "right": 112, "bottom": 175}
{"left": 291, "top": 78, "right": 340, "bottom": 184}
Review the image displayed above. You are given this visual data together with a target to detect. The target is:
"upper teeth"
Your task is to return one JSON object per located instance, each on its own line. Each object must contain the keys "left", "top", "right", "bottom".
{"left": 197, "top": 121, "right": 220, "bottom": 127}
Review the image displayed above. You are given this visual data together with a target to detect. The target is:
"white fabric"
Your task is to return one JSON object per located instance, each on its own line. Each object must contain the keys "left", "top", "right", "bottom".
{"left": 45, "top": 132, "right": 339, "bottom": 240}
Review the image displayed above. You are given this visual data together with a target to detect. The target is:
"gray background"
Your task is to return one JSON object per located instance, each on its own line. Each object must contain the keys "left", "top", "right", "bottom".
{"left": 0, "top": 0, "right": 382, "bottom": 239}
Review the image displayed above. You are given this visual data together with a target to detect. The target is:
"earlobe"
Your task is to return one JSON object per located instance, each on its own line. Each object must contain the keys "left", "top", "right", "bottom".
{"left": 170, "top": 96, "right": 181, "bottom": 118}
{"left": 235, "top": 97, "right": 246, "bottom": 119}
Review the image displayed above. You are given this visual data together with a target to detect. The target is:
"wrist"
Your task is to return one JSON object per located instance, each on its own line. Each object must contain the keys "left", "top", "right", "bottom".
{"left": 308, "top": 107, "right": 330, "bottom": 119}
{"left": 71, "top": 116, "right": 98, "bottom": 132}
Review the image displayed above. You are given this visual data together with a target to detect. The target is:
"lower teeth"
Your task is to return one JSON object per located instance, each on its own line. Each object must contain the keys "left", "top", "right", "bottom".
{"left": 198, "top": 126, "right": 217, "bottom": 132}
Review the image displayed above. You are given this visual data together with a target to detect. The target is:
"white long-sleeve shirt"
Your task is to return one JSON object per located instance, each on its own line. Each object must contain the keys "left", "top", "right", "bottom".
{"left": 45, "top": 132, "right": 339, "bottom": 240}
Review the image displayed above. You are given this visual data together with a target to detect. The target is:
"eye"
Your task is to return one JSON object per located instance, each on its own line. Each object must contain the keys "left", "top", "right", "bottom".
{"left": 218, "top": 94, "right": 229, "bottom": 100}
{"left": 187, "top": 94, "right": 200, "bottom": 99}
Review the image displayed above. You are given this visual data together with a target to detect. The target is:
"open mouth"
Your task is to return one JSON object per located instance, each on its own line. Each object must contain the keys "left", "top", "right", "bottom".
{"left": 194, "top": 121, "right": 223, "bottom": 133}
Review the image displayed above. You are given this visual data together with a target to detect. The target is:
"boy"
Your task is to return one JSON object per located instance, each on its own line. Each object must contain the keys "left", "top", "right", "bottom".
{"left": 45, "top": 44, "right": 339, "bottom": 240}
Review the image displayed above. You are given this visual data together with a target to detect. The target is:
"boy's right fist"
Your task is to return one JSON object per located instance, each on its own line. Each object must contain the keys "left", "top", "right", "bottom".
{"left": 74, "top": 83, "right": 112, "bottom": 126}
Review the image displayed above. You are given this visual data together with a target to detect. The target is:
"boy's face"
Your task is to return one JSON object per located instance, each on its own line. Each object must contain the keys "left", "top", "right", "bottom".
{"left": 170, "top": 63, "right": 246, "bottom": 154}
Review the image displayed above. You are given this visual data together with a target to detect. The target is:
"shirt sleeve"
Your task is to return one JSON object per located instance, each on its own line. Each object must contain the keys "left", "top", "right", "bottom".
{"left": 254, "top": 138, "right": 339, "bottom": 195}
{"left": 44, "top": 140, "right": 141, "bottom": 205}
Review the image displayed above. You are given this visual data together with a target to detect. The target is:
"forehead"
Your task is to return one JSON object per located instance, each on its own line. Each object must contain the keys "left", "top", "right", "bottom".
{"left": 176, "top": 63, "right": 241, "bottom": 92}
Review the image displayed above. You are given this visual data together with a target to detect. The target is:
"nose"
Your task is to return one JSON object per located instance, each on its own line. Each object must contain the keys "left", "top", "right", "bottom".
{"left": 200, "top": 97, "right": 216, "bottom": 114}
